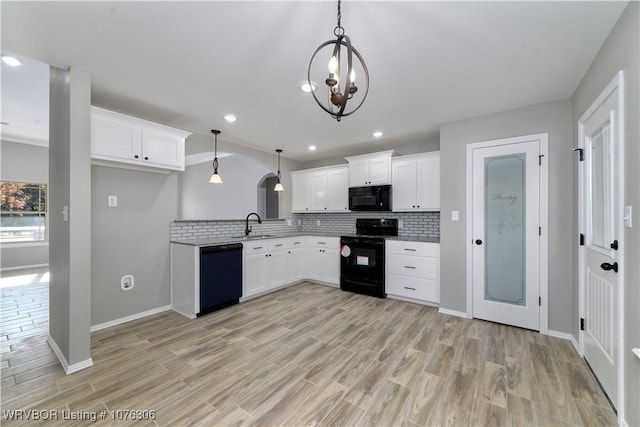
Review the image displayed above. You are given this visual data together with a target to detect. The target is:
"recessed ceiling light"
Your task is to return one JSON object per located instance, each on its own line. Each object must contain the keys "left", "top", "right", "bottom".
{"left": 308, "top": 145, "right": 317, "bottom": 151}
{"left": 373, "top": 131, "right": 383, "bottom": 138}
{"left": 300, "top": 81, "right": 317, "bottom": 93}
{"left": 223, "top": 114, "right": 237, "bottom": 123}
{"left": 1, "top": 56, "right": 21, "bottom": 67}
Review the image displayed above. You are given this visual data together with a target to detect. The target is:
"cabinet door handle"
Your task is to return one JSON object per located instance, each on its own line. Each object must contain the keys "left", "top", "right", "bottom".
{"left": 134, "top": 155, "right": 139, "bottom": 159}
{"left": 403, "top": 248, "right": 416, "bottom": 252}
{"left": 253, "top": 246, "right": 263, "bottom": 250}
{"left": 404, "top": 265, "right": 416, "bottom": 269}
{"left": 317, "top": 242, "right": 326, "bottom": 245}
{"left": 404, "top": 286, "right": 417, "bottom": 291}
{"left": 144, "top": 156, "right": 149, "bottom": 160}
{"left": 275, "top": 244, "right": 283, "bottom": 247}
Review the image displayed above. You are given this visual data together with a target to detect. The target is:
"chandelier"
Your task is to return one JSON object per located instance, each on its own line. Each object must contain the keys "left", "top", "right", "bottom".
{"left": 307, "top": 0, "right": 369, "bottom": 121}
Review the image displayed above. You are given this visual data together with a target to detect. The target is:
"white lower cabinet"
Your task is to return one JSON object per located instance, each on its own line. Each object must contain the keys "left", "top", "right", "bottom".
{"left": 285, "top": 238, "right": 307, "bottom": 283}
{"left": 243, "top": 242, "right": 269, "bottom": 298}
{"left": 306, "top": 236, "right": 340, "bottom": 285}
{"left": 386, "top": 240, "right": 440, "bottom": 304}
{"left": 243, "top": 237, "right": 310, "bottom": 299}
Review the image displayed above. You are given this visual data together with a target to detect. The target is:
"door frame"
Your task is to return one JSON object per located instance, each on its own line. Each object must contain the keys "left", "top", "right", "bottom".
{"left": 577, "top": 70, "right": 625, "bottom": 420}
{"left": 465, "top": 133, "right": 549, "bottom": 334}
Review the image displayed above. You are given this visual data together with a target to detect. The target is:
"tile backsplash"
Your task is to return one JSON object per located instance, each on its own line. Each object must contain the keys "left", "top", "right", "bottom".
{"left": 171, "top": 211, "right": 439, "bottom": 241}
{"left": 297, "top": 211, "right": 440, "bottom": 239}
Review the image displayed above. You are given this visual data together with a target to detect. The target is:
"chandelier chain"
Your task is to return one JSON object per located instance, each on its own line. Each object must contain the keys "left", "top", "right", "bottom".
{"left": 334, "top": 0, "right": 344, "bottom": 37}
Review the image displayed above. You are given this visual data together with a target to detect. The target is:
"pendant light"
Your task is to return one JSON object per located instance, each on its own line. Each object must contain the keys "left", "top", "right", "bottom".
{"left": 307, "top": 0, "right": 369, "bottom": 121}
{"left": 274, "top": 149, "right": 284, "bottom": 192}
{"left": 209, "top": 129, "right": 223, "bottom": 184}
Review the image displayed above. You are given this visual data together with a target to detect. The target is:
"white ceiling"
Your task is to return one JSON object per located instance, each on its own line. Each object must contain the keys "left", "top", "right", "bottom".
{"left": 0, "top": 1, "right": 628, "bottom": 161}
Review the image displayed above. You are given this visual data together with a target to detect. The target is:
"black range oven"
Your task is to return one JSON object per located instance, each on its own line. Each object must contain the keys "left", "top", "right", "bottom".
{"left": 340, "top": 218, "right": 398, "bottom": 298}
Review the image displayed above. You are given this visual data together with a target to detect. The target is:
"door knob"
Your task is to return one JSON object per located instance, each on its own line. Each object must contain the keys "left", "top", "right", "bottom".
{"left": 600, "top": 262, "right": 618, "bottom": 273}
{"left": 475, "top": 239, "right": 483, "bottom": 245}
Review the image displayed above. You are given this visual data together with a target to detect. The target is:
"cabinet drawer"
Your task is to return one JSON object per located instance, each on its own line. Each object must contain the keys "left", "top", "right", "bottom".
{"left": 244, "top": 241, "right": 269, "bottom": 255}
{"left": 386, "top": 274, "right": 439, "bottom": 302}
{"left": 307, "top": 237, "right": 339, "bottom": 248}
{"left": 268, "top": 239, "right": 288, "bottom": 251}
{"left": 288, "top": 238, "right": 306, "bottom": 248}
{"left": 387, "top": 254, "right": 437, "bottom": 279}
{"left": 386, "top": 240, "right": 439, "bottom": 257}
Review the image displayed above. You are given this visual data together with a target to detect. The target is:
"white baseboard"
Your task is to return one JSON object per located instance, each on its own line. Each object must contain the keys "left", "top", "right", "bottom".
{"left": 47, "top": 335, "right": 93, "bottom": 375}
{"left": 547, "top": 329, "right": 581, "bottom": 355}
{"left": 90, "top": 305, "right": 171, "bottom": 332}
{"left": 438, "top": 307, "right": 471, "bottom": 318}
{"left": 171, "top": 307, "right": 196, "bottom": 320}
{"left": 387, "top": 294, "right": 439, "bottom": 308}
{"left": 1, "top": 263, "right": 49, "bottom": 272}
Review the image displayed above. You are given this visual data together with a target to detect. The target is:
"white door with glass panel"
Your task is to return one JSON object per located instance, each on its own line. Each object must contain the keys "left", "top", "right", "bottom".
{"left": 471, "top": 137, "right": 544, "bottom": 330}
{"left": 579, "top": 72, "right": 623, "bottom": 410}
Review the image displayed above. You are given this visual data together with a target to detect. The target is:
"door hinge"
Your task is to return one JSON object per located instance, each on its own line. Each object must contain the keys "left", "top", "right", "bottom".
{"left": 539, "top": 226, "right": 542, "bottom": 236}
{"left": 539, "top": 296, "right": 542, "bottom": 306}
{"left": 579, "top": 233, "right": 585, "bottom": 246}
{"left": 580, "top": 317, "right": 585, "bottom": 331}
{"left": 538, "top": 154, "right": 544, "bottom": 166}
{"left": 573, "top": 148, "right": 584, "bottom": 161}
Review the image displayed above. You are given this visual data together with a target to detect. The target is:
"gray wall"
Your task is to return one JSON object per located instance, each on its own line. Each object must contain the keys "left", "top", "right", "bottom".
{"left": 179, "top": 154, "right": 273, "bottom": 220}
{"left": 439, "top": 98, "right": 574, "bottom": 333}
{"left": 48, "top": 66, "right": 91, "bottom": 366}
{"left": 0, "top": 141, "right": 49, "bottom": 269}
{"left": 181, "top": 133, "right": 301, "bottom": 220}
{"left": 91, "top": 166, "right": 177, "bottom": 326}
{"left": 572, "top": 3, "right": 639, "bottom": 424}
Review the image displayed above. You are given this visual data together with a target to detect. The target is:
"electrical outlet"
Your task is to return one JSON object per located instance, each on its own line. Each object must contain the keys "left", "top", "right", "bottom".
{"left": 108, "top": 195, "right": 118, "bottom": 207}
{"left": 451, "top": 210, "right": 459, "bottom": 221}
{"left": 287, "top": 219, "right": 292, "bottom": 226}
{"left": 398, "top": 220, "right": 404, "bottom": 229}
{"left": 121, "top": 275, "right": 134, "bottom": 291}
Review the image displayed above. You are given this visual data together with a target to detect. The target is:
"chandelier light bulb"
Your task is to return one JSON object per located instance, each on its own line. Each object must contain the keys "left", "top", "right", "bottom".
{"left": 328, "top": 56, "right": 338, "bottom": 74}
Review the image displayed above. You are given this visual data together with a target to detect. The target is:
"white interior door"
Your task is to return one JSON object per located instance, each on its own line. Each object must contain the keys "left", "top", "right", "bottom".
{"left": 471, "top": 138, "right": 542, "bottom": 330}
{"left": 579, "top": 73, "right": 623, "bottom": 410}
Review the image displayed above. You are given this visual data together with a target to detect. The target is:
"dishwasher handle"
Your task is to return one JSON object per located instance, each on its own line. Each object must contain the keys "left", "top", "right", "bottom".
{"left": 200, "top": 243, "right": 243, "bottom": 254}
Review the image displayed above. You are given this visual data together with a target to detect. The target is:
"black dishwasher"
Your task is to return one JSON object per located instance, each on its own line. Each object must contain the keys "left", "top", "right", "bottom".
{"left": 199, "top": 243, "right": 243, "bottom": 316}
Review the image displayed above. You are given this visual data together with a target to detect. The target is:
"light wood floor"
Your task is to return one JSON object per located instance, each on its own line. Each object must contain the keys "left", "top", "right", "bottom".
{"left": 1, "top": 281, "right": 617, "bottom": 426}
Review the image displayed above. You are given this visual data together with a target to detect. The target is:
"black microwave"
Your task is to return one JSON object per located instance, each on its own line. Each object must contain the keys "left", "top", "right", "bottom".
{"left": 348, "top": 185, "right": 392, "bottom": 211}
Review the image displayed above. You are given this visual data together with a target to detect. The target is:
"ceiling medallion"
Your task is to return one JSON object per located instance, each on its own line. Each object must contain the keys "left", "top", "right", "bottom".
{"left": 307, "top": 0, "right": 369, "bottom": 122}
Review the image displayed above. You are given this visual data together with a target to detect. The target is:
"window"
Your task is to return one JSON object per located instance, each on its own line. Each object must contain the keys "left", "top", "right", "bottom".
{"left": 0, "top": 181, "right": 47, "bottom": 243}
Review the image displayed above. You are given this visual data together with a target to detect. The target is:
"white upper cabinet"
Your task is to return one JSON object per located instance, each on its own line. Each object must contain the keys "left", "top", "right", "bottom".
{"left": 345, "top": 150, "right": 393, "bottom": 186}
{"left": 326, "top": 167, "right": 349, "bottom": 211}
{"left": 291, "top": 172, "right": 311, "bottom": 212}
{"left": 392, "top": 152, "right": 440, "bottom": 211}
{"left": 91, "top": 107, "right": 191, "bottom": 171}
{"left": 291, "top": 166, "right": 349, "bottom": 212}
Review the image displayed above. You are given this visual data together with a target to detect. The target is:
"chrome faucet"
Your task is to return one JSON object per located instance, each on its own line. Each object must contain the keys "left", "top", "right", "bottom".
{"left": 245, "top": 212, "right": 262, "bottom": 236}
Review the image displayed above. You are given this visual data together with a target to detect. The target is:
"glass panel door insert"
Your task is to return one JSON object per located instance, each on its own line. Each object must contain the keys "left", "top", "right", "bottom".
{"left": 484, "top": 154, "right": 526, "bottom": 306}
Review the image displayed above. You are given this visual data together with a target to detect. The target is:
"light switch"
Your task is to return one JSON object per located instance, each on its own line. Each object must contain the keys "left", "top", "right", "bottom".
{"left": 451, "top": 210, "right": 459, "bottom": 221}
{"left": 108, "top": 195, "right": 118, "bottom": 207}
{"left": 624, "top": 206, "right": 632, "bottom": 228}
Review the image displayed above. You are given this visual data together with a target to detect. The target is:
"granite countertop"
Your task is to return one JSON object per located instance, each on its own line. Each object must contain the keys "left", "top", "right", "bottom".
{"left": 171, "top": 232, "right": 439, "bottom": 246}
